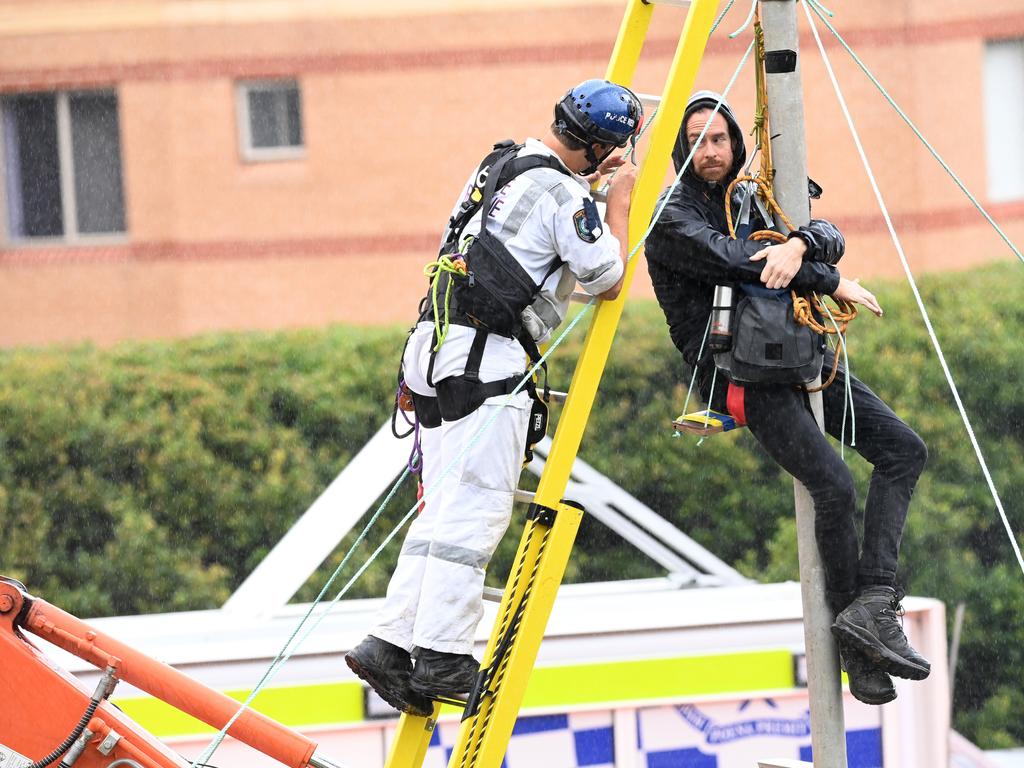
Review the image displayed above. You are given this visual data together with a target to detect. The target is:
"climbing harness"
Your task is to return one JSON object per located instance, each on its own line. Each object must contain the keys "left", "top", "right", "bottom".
{"left": 417, "top": 140, "right": 568, "bottom": 461}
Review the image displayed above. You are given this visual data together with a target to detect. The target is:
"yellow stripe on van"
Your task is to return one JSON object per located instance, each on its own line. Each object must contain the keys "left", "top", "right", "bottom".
{"left": 522, "top": 649, "right": 795, "bottom": 708}
{"left": 114, "top": 681, "right": 365, "bottom": 738}
{"left": 114, "top": 649, "right": 795, "bottom": 737}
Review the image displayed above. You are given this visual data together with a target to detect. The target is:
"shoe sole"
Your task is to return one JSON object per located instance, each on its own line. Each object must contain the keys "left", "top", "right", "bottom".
{"left": 345, "top": 653, "right": 434, "bottom": 718}
{"left": 831, "top": 621, "right": 931, "bottom": 681}
{"left": 848, "top": 686, "right": 897, "bottom": 706}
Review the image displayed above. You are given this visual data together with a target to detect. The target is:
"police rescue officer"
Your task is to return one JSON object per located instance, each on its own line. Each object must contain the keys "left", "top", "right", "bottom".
{"left": 347, "top": 80, "right": 644, "bottom": 715}
{"left": 644, "top": 91, "right": 930, "bottom": 706}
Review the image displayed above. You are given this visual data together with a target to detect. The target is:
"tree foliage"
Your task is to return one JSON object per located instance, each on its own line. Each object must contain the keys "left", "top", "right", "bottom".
{"left": 0, "top": 263, "right": 1021, "bottom": 746}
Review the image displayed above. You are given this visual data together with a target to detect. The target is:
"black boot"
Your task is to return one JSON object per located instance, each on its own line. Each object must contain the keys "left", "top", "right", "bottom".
{"left": 345, "top": 636, "right": 434, "bottom": 717}
{"left": 832, "top": 585, "right": 931, "bottom": 681}
{"left": 409, "top": 647, "right": 480, "bottom": 702}
{"left": 840, "top": 643, "right": 896, "bottom": 705}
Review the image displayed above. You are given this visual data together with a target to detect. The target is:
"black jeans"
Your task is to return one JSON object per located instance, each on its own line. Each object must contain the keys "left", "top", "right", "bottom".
{"left": 735, "top": 351, "right": 928, "bottom": 597}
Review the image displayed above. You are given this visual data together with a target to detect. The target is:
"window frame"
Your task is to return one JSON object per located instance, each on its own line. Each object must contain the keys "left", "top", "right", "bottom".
{"left": 235, "top": 78, "right": 306, "bottom": 163}
{"left": 983, "top": 38, "right": 1024, "bottom": 202}
{"left": 0, "top": 88, "right": 128, "bottom": 247}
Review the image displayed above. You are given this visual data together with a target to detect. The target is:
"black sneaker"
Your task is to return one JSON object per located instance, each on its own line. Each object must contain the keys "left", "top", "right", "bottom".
{"left": 409, "top": 647, "right": 480, "bottom": 702}
{"left": 841, "top": 643, "right": 896, "bottom": 705}
{"left": 832, "top": 585, "right": 931, "bottom": 681}
{"left": 345, "top": 636, "right": 434, "bottom": 717}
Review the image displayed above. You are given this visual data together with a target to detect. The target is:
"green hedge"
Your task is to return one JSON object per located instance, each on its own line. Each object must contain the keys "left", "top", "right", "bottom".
{"left": 1, "top": 262, "right": 1021, "bottom": 746}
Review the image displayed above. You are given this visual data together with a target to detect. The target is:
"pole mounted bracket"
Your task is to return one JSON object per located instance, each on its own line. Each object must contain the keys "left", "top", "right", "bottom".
{"left": 765, "top": 49, "right": 798, "bottom": 73}
{"left": 526, "top": 502, "right": 558, "bottom": 527}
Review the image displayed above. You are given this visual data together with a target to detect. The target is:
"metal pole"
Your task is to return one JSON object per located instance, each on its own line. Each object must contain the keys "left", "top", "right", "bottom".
{"left": 760, "top": 2, "right": 848, "bottom": 766}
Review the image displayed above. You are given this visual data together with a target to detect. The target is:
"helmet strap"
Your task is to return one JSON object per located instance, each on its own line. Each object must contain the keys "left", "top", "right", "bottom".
{"left": 581, "top": 143, "right": 616, "bottom": 176}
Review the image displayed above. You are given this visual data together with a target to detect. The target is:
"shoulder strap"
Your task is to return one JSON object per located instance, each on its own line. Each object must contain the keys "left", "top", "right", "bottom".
{"left": 444, "top": 143, "right": 574, "bottom": 253}
{"left": 443, "top": 140, "right": 517, "bottom": 253}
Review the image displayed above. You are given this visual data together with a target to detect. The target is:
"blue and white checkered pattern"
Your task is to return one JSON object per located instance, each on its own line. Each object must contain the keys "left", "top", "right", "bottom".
{"left": 420, "top": 697, "right": 881, "bottom": 767}
{"left": 425, "top": 711, "right": 614, "bottom": 768}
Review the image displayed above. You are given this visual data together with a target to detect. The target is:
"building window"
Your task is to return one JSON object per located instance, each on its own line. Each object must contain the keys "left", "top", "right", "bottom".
{"left": 1, "top": 90, "right": 126, "bottom": 242}
{"left": 236, "top": 79, "right": 304, "bottom": 161}
{"left": 984, "top": 39, "right": 1024, "bottom": 201}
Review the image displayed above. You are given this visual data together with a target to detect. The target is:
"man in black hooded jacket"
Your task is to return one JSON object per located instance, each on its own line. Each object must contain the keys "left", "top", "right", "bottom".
{"left": 645, "top": 91, "right": 931, "bottom": 705}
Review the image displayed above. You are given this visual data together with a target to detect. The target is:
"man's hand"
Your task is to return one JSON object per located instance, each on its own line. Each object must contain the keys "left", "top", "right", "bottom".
{"left": 750, "top": 238, "right": 805, "bottom": 290}
{"left": 584, "top": 154, "right": 628, "bottom": 185}
{"left": 605, "top": 161, "right": 637, "bottom": 202}
{"left": 599, "top": 162, "right": 637, "bottom": 301}
{"left": 833, "top": 276, "right": 883, "bottom": 317}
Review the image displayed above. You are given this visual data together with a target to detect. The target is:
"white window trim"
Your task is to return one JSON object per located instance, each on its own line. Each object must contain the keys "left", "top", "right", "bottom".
{"left": 1, "top": 88, "right": 128, "bottom": 247}
{"left": 984, "top": 39, "right": 1024, "bottom": 202}
{"left": 235, "top": 79, "right": 306, "bottom": 163}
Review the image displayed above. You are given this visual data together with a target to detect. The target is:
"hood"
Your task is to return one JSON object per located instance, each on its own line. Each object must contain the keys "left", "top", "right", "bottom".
{"left": 671, "top": 90, "right": 747, "bottom": 184}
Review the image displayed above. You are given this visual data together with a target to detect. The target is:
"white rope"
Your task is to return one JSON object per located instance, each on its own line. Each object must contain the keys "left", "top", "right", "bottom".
{"left": 803, "top": 0, "right": 1024, "bottom": 577}
{"left": 805, "top": 0, "right": 1024, "bottom": 267}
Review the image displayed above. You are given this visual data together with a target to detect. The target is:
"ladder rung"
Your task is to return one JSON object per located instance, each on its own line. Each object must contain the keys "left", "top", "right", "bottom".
{"left": 636, "top": 92, "right": 662, "bottom": 108}
{"left": 570, "top": 291, "right": 594, "bottom": 304}
{"left": 546, "top": 391, "right": 568, "bottom": 404}
{"left": 482, "top": 586, "right": 504, "bottom": 603}
{"left": 642, "top": 0, "right": 691, "bottom": 7}
{"left": 591, "top": 188, "right": 607, "bottom": 203}
{"left": 513, "top": 488, "right": 535, "bottom": 505}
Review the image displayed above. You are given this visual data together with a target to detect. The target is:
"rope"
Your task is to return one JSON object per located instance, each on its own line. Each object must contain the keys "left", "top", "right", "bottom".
{"left": 721, "top": 19, "right": 858, "bottom": 395}
{"left": 189, "top": 465, "right": 411, "bottom": 767}
{"left": 750, "top": 16, "right": 773, "bottom": 178}
{"left": 194, "top": 38, "right": 759, "bottom": 767}
{"left": 802, "top": 0, "right": 1024, "bottom": 578}
{"left": 423, "top": 255, "right": 469, "bottom": 350}
{"left": 710, "top": 0, "right": 738, "bottom": 35}
{"left": 804, "top": 0, "right": 1024, "bottom": 267}
{"left": 727, "top": 0, "right": 760, "bottom": 39}
{"left": 597, "top": 0, "right": 752, "bottom": 196}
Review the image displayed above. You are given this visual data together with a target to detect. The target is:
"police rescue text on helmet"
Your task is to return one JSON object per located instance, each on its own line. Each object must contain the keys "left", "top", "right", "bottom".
{"left": 554, "top": 79, "right": 644, "bottom": 176}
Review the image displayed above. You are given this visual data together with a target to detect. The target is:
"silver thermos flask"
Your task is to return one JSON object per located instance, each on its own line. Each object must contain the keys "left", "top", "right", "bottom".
{"left": 709, "top": 284, "right": 735, "bottom": 352}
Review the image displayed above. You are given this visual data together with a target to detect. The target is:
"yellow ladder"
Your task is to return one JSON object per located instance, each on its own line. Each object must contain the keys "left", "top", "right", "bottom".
{"left": 385, "top": 1, "right": 720, "bottom": 765}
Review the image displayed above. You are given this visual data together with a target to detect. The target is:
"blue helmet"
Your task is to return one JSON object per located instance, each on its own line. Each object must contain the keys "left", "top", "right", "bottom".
{"left": 554, "top": 79, "right": 644, "bottom": 173}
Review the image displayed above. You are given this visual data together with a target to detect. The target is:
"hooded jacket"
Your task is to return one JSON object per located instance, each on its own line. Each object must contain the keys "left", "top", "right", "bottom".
{"left": 644, "top": 91, "right": 841, "bottom": 408}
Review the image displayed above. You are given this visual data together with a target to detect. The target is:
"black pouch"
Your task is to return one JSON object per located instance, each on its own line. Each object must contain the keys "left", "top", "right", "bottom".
{"left": 715, "top": 287, "right": 824, "bottom": 385}
{"left": 435, "top": 375, "right": 494, "bottom": 422}
{"left": 454, "top": 231, "right": 539, "bottom": 336}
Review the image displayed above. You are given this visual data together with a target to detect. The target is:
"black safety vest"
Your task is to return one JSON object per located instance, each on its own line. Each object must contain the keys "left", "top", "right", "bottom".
{"left": 426, "top": 140, "right": 573, "bottom": 340}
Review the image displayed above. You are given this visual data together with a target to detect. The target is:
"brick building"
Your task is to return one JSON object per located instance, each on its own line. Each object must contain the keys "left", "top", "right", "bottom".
{"left": 1, "top": 0, "right": 1023, "bottom": 346}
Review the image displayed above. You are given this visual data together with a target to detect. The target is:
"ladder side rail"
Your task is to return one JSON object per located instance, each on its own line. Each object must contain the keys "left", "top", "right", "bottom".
{"left": 446, "top": 2, "right": 722, "bottom": 766}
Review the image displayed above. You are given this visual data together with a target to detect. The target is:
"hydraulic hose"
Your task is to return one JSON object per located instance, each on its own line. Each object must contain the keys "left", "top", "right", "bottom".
{"left": 26, "top": 697, "right": 101, "bottom": 768}
{"left": 27, "top": 666, "right": 118, "bottom": 768}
